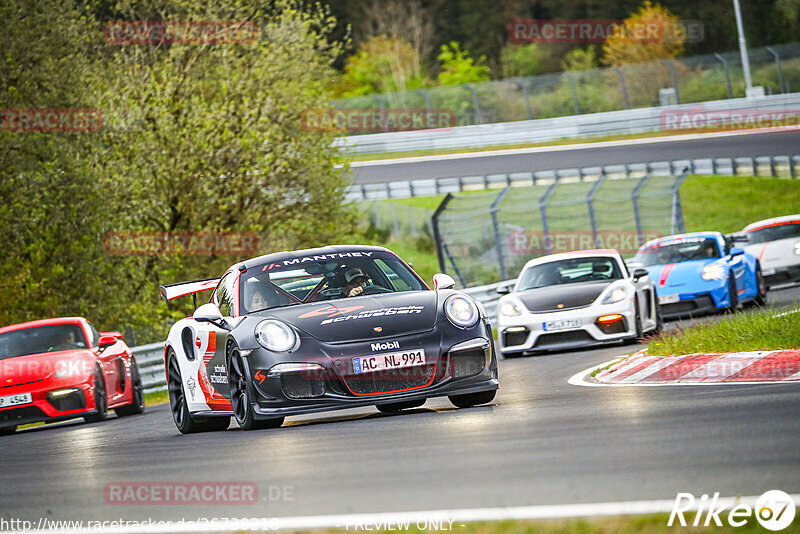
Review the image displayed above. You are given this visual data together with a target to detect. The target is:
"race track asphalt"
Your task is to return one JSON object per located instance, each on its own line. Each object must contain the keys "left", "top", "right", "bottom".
{"left": 349, "top": 130, "right": 800, "bottom": 184}
{"left": 1, "top": 287, "right": 798, "bottom": 525}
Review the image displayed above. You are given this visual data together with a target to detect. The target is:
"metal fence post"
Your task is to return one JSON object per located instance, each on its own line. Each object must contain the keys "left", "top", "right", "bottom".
{"left": 515, "top": 78, "right": 535, "bottom": 119}
{"left": 373, "top": 95, "right": 389, "bottom": 132}
{"left": 539, "top": 176, "right": 560, "bottom": 255}
{"left": 662, "top": 60, "right": 680, "bottom": 104}
{"left": 587, "top": 173, "right": 607, "bottom": 248}
{"left": 766, "top": 46, "right": 787, "bottom": 94}
{"left": 563, "top": 73, "right": 581, "bottom": 115}
{"left": 612, "top": 67, "right": 631, "bottom": 109}
{"left": 417, "top": 88, "right": 433, "bottom": 115}
{"left": 390, "top": 203, "right": 400, "bottom": 236}
{"left": 632, "top": 173, "right": 651, "bottom": 247}
{"left": 714, "top": 53, "right": 734, "bottom": 99}
{"left": 490, "top": 187, "right": 511, "bottom": 279}
{"left": 431, "top": 193, "right": 454, "bottom": 273}
{"left": 671, "top": 168, "right": 690, "bottom": 234}
{"left": 464, "top": 84, "right": 483, "bottom": 125}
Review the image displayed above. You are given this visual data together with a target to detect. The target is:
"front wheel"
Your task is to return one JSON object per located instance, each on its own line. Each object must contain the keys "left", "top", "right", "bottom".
{"left": 167, "top": 350, "right": 230, "bottom": 434}
{"left": 449, "top": 389, "right": 496, "bottom": 408}
{"left": 115, "top": 357, "right": 145, "bottom": 417}
{"left": 727, "top": 273, "right": 739, "bottom": 311}
{"left": 227, "top": 340, "right": 284, "bottom": 431}
{"left": 750, "top": 265, "right": 767, "bottom": 307}
{"left": 84, "top": 367, "right": 108, "bottom": 423}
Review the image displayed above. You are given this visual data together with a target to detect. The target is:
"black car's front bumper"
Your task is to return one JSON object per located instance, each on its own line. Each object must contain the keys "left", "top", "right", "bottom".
{"left": 239, "top": 321, "right": 498, "bottom": 419}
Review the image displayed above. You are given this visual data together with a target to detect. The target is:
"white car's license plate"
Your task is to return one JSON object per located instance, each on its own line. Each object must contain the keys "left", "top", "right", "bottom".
{"left": 353, "top": 350, "right": 426, "bottom": 374}
{"left": 762, "top": 268, "right": 776, "bottom": 276}
{"left": 544, "top": 319, "right": 581, "bottom": 331}
{"left": 0, "top": 392, "right": 33, "bottom": 408}
{"left": 658, "top": 294, "right": 680, "bottom": 305}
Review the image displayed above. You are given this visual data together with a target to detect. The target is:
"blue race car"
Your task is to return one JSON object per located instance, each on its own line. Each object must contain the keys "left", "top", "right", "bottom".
{"left": 631, "top": 232, "right": 766, "bottom": 319}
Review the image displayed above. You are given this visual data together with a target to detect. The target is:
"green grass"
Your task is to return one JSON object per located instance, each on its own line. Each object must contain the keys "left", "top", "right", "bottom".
{"left": 145, "top": 389, "right": 169, "bottom": 406}
{"left": 682, "top": 176, "right": 800, "bottom": 233}
{"left": 647, "top": 308, "right": 800, "bottom": 356}
{"left": 297, "top": 513, "right": 798, "bottom": 533}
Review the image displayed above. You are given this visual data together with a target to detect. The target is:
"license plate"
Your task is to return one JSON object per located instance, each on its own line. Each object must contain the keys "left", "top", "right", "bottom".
{"left": 0, "top": 392, "right": 32, "bottom": 408}
{"left": 544, "top": 319, "right": 581, "bottom": 331}
{"left": 353, "top": 350, "right": 426, "bottom": 374}
{"left": 762, "top": 268, "right": 776, "bottom": 276}
{"left": 658, "top": 294, "right": 680, "bottom": 305}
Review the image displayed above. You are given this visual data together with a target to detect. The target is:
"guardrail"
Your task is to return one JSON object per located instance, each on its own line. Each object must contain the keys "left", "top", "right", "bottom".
{"left": 132, "top": 342, "right": 166, "bottom": 393}
{"left": 336, "top": 92, "right": 800, "bottom": 156}
{"left": 463, "top": 280, "right": 516, "bottom": 326}
{"left": 345, "top": 154, "right": 800, "bottom": 201}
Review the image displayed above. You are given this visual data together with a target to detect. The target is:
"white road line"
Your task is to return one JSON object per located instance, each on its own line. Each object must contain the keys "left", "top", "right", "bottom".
{"left": 341, "top": 126, "right": 800, "bottom": 168}
{"left": 14, "top": 494, "right": 800, "bottom": 533}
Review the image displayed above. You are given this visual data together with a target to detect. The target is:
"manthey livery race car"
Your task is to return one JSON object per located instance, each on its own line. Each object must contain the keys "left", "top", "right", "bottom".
{"left": 159, "top": 245, "right": 499, "bottom": 433}
{"left": 631, "top": 231, "right": 767, "bottom": 320}
{"left": 495, "top": 249, "right": 662, "bottom": 357}
{"left": 740, "top": 214, "right": 800, "bottom": 289}
{"left": 0, "top": 317, "right": 145, "bottom": 435}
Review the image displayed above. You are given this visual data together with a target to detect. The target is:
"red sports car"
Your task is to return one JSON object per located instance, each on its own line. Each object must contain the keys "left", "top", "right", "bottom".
{"left": 0, "top": 317, "right": 144, "bottom": 435}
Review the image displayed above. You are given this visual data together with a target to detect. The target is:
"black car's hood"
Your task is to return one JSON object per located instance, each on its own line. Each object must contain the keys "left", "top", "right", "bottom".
{"left": 516, "top": 281, "right": 612, "bottom": 312}
{"left": 259, "top": 291, "right": 439, "bottom": 343}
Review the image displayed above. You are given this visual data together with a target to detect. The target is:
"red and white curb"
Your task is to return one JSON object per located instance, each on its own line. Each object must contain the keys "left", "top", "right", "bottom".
{"left": 569, "top": 349, "right": 800, "bottom": 387}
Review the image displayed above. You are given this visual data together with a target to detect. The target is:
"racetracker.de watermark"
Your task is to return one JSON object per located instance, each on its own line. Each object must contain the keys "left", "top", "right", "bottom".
{"left": 104, "top": 20, "right": 260, "bottom": 45}
{"left": 660, "top": 109, "right": 800, "bottom": 132}
{"left": 103, "top": 232, "right": 259, "bottom": 256}
{"left": 0, "top": 109, "right": 103, "bottom": 133}
{"left": 103, "top": 482, "right": 293, "bottom": 505}
{"left": 301, "top": 109, "right": 455, "bottom": 133}
{"left": 508, "top": 230, "right": 663, "bottom": 255}
{"left": 509, "top": 19, "right": 703, "bottom": 44}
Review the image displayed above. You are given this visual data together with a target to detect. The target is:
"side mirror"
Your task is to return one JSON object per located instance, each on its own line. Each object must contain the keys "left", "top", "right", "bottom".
{"left": 98, "top": 335, "right": 117, "bottom": 350}
{"left": 496, "top": 284, "right": 511, "bottom": 295}
{"left": 632, "top": 268, "right": 649, "bottom": 280}
{"left": 194, "top": 303, "right": 224, "bottom": 323}
{"left": 729, "top": 246, "right": 744, "bottom": 257}
{"left": 432, "top": 273, "right": 456, "bottom": 290}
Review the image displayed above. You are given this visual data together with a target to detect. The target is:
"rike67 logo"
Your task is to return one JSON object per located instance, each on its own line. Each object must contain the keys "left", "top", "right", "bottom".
{"left": 669, "top": 490, "right": 796, "bottom": 531}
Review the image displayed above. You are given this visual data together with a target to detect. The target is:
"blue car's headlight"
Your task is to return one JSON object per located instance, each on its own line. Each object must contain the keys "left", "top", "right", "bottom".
{"left": 254, "top": 320, "right": 298, "bottom": 352}
{"left": 445, "top": 295, "right": 480, "bottom": 328}
{"left": 702, "top": 264, "right": 726, "bottom": 281}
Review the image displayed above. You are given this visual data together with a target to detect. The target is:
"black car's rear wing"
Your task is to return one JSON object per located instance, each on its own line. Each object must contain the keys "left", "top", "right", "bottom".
{"left": 159, "top": 278, "right": 219, "bottom": 303}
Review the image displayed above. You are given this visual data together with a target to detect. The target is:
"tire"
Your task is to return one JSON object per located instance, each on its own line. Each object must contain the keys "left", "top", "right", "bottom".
{"left": 750, "top": 265, "right": 767, "bottom": 308}
{"left": 449, "top": 389, "right": 496, "bottom": 409}
{"left": 167, "top": 350, "right": 230, "bottom": 434}
{"left": 376, "top": 399, "right": 426, "bottom": 413}
{"left": 727, "top": 273, "right": 739, "bottom": 311}
{"left": 84, "top": 367, "right": 108, "bottom": 423}
{"left": 115, "top": 357, "right": 145, "bottom": 417}
{"left": 652, "top": 304, "right": 665, "bottom": 335}
{"left": 227, "top": 340, "right": 284, "bottom": 431}
{"left": 0, "top": 426, "right": 16, "bottom": 436}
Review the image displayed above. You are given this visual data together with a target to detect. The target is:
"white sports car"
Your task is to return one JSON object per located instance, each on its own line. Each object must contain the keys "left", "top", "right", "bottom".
{"left": 496, "top": 250, "right": 662, "bottom": 356}
{"left": 741, "top": 214, "right": 800, "bottom": 289}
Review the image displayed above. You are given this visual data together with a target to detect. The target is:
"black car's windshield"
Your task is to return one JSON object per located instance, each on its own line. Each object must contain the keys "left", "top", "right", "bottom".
{"left": 634, "top": 237, "right": 720, "bottom": 266}
{"left": 240, "top": 252, "right": 427, "bottom": 313}
{"left": 746, "top": 222, "right": 800, "bottom": 244}
{"left": 517, "top": 256, "right": 623, "bottom": 291}
{"left": 0, "top": 324, "right": 87, "bottom": 360}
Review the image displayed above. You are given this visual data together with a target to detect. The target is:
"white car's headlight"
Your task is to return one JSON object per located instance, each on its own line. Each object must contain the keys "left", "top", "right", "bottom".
{"left": 702, "top": 264, "right": 726, "bottom": 281}
{"left": 254, "top": 320, "right": 298, "bottom": 352}
{"left": 500, "top": 301, "right": 522, "bottom": 317}
{"left": 794, "top": 241, "right": 800, "bottom": 255}
{"left": 444, "top": 295, "right": 480, "bottom": 328}
{"left": 601, "top": 287, "right": 627, "bottom": 305}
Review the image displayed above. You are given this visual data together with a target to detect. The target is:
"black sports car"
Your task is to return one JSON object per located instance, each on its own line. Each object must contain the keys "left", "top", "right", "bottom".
{"left": 160, "top": 245, "right": 499, "bottom": 433}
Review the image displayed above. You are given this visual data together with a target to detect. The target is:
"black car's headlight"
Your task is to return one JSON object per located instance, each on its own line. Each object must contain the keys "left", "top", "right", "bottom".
{"left": 254, "top": 320, "right": 298, "bottom": 352}
{"left": 444, "top": 295, "right": 480, "bottom": 328}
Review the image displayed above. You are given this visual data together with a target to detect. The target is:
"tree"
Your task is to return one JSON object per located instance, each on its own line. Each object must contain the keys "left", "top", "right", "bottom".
{"left": 603, "top": 1, "right": 686, "bottom": 66}
{"left": 437, "top": 42, "right": 491, "bottom": 86}
{"left": 337, "top": 35, "right": 426, "bottom": 97}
